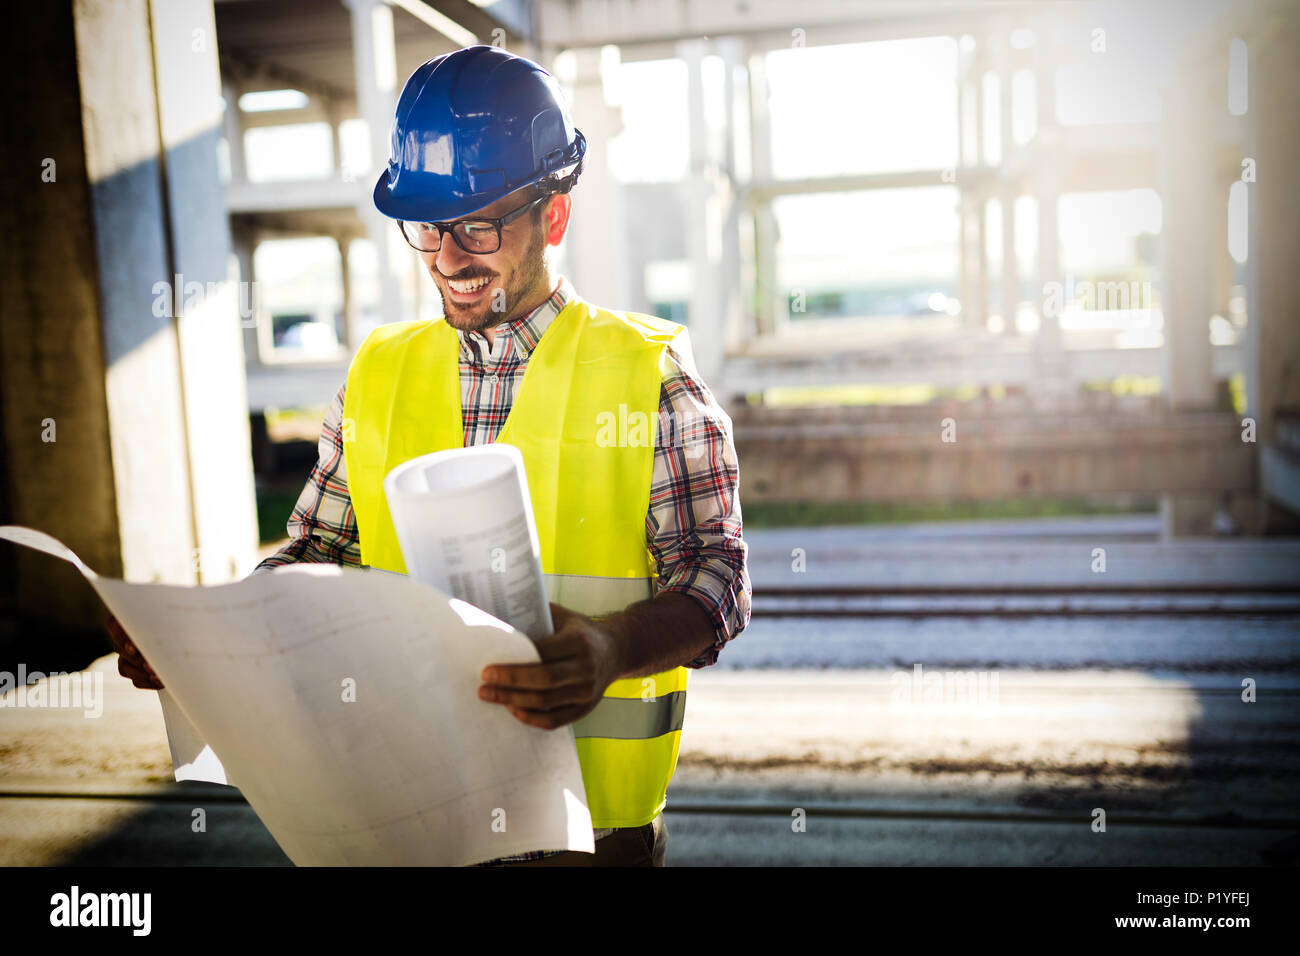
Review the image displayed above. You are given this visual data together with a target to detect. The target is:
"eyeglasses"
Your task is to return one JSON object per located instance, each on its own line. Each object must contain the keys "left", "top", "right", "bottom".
{"left": 397, "top": 194, "right": 547, "bottom": 255}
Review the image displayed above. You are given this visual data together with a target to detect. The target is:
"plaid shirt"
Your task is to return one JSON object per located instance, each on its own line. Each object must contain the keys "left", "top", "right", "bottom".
{"left": 253, "top": 276, "right": 750, "bottom": 862}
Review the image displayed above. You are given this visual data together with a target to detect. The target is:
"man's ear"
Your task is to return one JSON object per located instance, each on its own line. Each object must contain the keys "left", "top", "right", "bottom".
{"left": 544, "top": 194, "right": 572, "bottom": 246}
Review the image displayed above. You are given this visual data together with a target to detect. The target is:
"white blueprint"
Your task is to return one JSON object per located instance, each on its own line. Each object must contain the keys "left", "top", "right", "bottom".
{"left": 384, "top": 444, "right": 554, "bottom": 641}
{"left": 0, "top": 525, "right": 594, "bottom": 866}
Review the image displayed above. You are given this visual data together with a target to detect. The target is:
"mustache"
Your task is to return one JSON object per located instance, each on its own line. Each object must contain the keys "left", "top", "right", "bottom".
{"left": 435, "top": 266, "right": 496, "bottom": 282}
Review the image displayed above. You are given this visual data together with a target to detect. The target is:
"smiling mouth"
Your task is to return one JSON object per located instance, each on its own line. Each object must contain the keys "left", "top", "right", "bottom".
{"left": 446, "top": 275, "right": 493, "bottom": 296}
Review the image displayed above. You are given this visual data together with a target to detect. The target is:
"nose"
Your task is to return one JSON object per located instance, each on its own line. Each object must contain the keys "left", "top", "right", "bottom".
{"left": 433, "top": 234, "right": 475, "bottom": 277}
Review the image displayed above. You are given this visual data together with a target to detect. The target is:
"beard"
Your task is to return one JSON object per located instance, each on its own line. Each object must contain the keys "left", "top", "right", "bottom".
{"left": 436, "top": 220, "right": 547, "bottom": 332}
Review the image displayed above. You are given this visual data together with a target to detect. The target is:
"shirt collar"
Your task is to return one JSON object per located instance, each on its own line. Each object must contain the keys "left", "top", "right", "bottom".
{"left": 457, "top": 276, "right": 574, "bottom": 365}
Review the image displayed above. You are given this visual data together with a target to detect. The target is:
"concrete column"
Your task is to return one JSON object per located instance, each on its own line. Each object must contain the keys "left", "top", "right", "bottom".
{"left": 563, "top": 47, "right": 625, "bottom": 309}
{"left": 1033, "top": 35, "right": 1063, "bottom": 358}
{"left": 326, "top": 98, "right": 345, "bottom": 179}
{"left": 716, "top": 37, "right": 744, "bottom": 363}
{"left": 680, "top": 37, "right": 723, "bottom": 385}
{"left": 999, "top": 191, "right": 1020, "bottom": 335}
{"left": 972, "top": 198, "right": 989, "bottom": 329}
{"left": 153, "top": 0, "right": 260, "bottom": 583}
{"left": 345, "top": 0, "right": 404, "bottom": 325}
{"left": 1160, "top": 68, "right": 1218, "bottom": 414}
{"left": 221, "top": 78, "right": 246, "bottom": 183}
{"left": 747, "top": 45, "right": 780, "bottom": 337}
{"left": 995, "top": 28, "right": 1021, "bottom": 337}
{"left": 232, "top": 227, "right": 259, "bottom": 364}
{"left": 972, "top": 44, "right": 985, "bottom": 167}
{"left": 956, "top": 40, "right": 976, "bottom": 327}
{"left": 956, "top": 40, "right": 970, "bottom": 168}
{"left": 1158, "top": 57, "right": 1220, "bottom": 538}
{"left": 1243, "top": 8, "right": 1300, "bottom": 530}
{"left": 337, "top": 236, "right": 357, "bottom": 351}
{"left": 958, "top": 203, "right": 971, "bottom": 322}
{"left": 1, "top": 0, "right": 256, "bottom": 637}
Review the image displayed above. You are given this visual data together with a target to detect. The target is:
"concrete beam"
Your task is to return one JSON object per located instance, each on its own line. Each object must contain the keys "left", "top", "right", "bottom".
{"left": 734, "top": 410, "right": 1255, "bottom": 504}
{"left": 721, "top": 342, "right": 1244, "bottom": 395}
{"left": 226, "top": 177, "right": 367, "bottom": 214}
{"left": 537, "top": 0, "right": 998, "bottom": 53}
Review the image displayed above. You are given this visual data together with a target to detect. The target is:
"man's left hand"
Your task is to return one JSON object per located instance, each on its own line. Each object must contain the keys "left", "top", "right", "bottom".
{"left": 478, "top": 602, "right": 626, "bottom": 730}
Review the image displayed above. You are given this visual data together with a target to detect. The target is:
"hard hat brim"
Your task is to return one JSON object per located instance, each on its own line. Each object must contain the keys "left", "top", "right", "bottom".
{"left": 372, "top": 129, "right": 586, "bottom": 224}
{"left": 371, "top": 168, "right": 500, "bottom": 224}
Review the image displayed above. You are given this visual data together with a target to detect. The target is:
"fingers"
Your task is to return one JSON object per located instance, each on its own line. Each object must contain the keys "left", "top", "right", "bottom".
{"left": 505, "top": 702, "right": 592, "bottom": 731}
{"left": 105, "top": 615, "right": 129, "bottom": 653}
{"left": 478, "top": 676, "right": 596, "bottom": 712}
{"left": 117, "top": 656, "right": 164, "bottom": 690}
{"left": 548, "top": 601, "right": 577, "bottom": 629}
{"left": 479, "top": 618, "right": 593, "bottom": 687}
{"left": 107, "top": 616, "right": 164, "bottom": 689}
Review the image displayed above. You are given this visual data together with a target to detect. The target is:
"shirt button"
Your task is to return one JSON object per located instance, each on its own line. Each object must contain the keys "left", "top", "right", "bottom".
{"left": 485, "top": 373, "right": 499, "bottom": 385}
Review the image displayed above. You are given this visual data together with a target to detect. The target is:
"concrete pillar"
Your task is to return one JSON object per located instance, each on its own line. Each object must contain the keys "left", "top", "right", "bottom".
{"left": 1000, "top": 191, "right": 1019, "bottom": 334}
{"left": 1243, "top": 8, "right": 1300, "bottom": 530}
{"left": 680, "top": 37, "right": 723, "bottom": 385}
{"left": 232, "top": 227, "right": 259, "bottom": 364}
{"left": 1160, "top": 68, "right": 1218, "bottom": 414}
{"left": 326, "top": 98, "right": 345, "bottom": 179}
{"left": 956, "top": 39, "right": 973, "bottom": 324}
{"left": 747, "top": 44, "right": 781, "bottom": 337}
{"left": 995, "top": 28, "right": 1021, "bottom": 337}
{"left": 972, "top": 45, "right": 986, "bottom": 167}
{"left": 0, "top": 0, "right": 257, "bottom": 636}
{"left": 1158, "top": 57, "right": 1221, "bottom": 538}
{"left": 154, "top": 0, "right": 260, "bottom": 583}
{"left": 563, "top": 47, "right": 625, "bottom": 310}
{"left": 1033, "top": 35, "right": 1063, "bottom": 359}
{"left": 221, "top": 78, "right": 246, "bottom": 183}
{"left": 345, "top": 0, "right": 404, "bottom": 325}
{"left": 973, "top": 198, "right": 989, "bottom": 329}
{"left": 337, "top": 236, "right": 357, "bottom": 351}
{"left": 715, "top": 37, "right": 744, "bottom": 364}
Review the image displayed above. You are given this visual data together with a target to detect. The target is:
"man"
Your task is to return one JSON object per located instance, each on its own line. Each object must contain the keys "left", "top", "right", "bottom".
{"left": 110, "top": 45, "right": 750, "bottom": 867}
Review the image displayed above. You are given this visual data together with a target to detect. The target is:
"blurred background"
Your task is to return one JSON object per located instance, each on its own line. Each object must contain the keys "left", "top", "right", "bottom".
{"left": 1, "top": 0, "right": 1298, "bottom": 865}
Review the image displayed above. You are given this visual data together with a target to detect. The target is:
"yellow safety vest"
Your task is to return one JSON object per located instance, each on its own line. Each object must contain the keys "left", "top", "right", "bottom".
{"left": 341, "top": 293, "right": 691, "bottom": 828}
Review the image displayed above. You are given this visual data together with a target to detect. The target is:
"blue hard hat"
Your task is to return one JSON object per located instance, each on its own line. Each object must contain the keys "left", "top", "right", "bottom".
{"left": 373, "top": 45, "right": 586, "bottom": 223}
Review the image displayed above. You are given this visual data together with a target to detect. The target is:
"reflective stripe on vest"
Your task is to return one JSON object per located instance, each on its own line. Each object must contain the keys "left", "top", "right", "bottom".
{"left": 342, "top": 293, "right": 692, "bottom": 829}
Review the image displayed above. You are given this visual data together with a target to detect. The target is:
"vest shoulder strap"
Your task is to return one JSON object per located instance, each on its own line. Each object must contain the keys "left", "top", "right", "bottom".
{"left": 609, "top": 309, "right": 686, "bottom": 345}
{"left": 564, "top": 297, "right": 688, "bottom": 369}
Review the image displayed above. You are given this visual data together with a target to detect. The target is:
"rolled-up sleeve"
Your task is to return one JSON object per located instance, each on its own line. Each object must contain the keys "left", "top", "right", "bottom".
{"left": 647, "top": 345, "right": 751, "bottom": 668}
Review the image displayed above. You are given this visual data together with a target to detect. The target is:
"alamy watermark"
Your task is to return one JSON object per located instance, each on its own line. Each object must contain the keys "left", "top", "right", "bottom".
{"left": 890, "top": 663, "right": 1000, "bottom": 713}
{"left": 0, "top": 665, "right": 103, "bottom": 718}
{"left": 594, "top": 404, "right": 715, "bottom": 459}
{"left": 1042, "top": 276, "right": 1154, "bottom": 318}
{"left": 152, "top": 273, "right": 260, "bottom": 327}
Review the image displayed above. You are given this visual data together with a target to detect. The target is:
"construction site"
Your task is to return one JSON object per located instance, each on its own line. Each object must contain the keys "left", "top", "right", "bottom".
{"left": 1, "top": 0, "right": 1298, "bottom": 868}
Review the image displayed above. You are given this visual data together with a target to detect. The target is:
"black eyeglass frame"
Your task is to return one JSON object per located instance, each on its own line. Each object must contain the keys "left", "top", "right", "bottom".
{"left": 396, "top": 192, "right": 550, "bottom": 255}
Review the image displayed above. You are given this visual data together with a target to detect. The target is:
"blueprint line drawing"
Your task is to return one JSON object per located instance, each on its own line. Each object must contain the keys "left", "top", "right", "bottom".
{"left": 0, "top": 525, "right": 595, "bottom": 866}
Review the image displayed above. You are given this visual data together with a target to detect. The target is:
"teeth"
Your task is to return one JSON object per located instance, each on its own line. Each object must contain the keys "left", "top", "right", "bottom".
{"left": 448, "top": 277, "right": 490, "bottom": 294}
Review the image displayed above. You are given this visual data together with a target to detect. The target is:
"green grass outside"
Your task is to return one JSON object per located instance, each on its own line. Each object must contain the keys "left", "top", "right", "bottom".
{"left": 256, "top": 488, "right": 302, "bottom": 545}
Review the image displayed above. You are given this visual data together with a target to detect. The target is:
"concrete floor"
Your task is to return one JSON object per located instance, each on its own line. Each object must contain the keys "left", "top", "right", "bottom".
{"left": 2, "top": 516, "right": 1297, "bottom": 866}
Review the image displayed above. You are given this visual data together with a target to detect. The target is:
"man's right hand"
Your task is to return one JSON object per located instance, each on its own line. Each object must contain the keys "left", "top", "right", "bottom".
{"left": 106, "top": 615, "right": 164, "bottom": 689}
